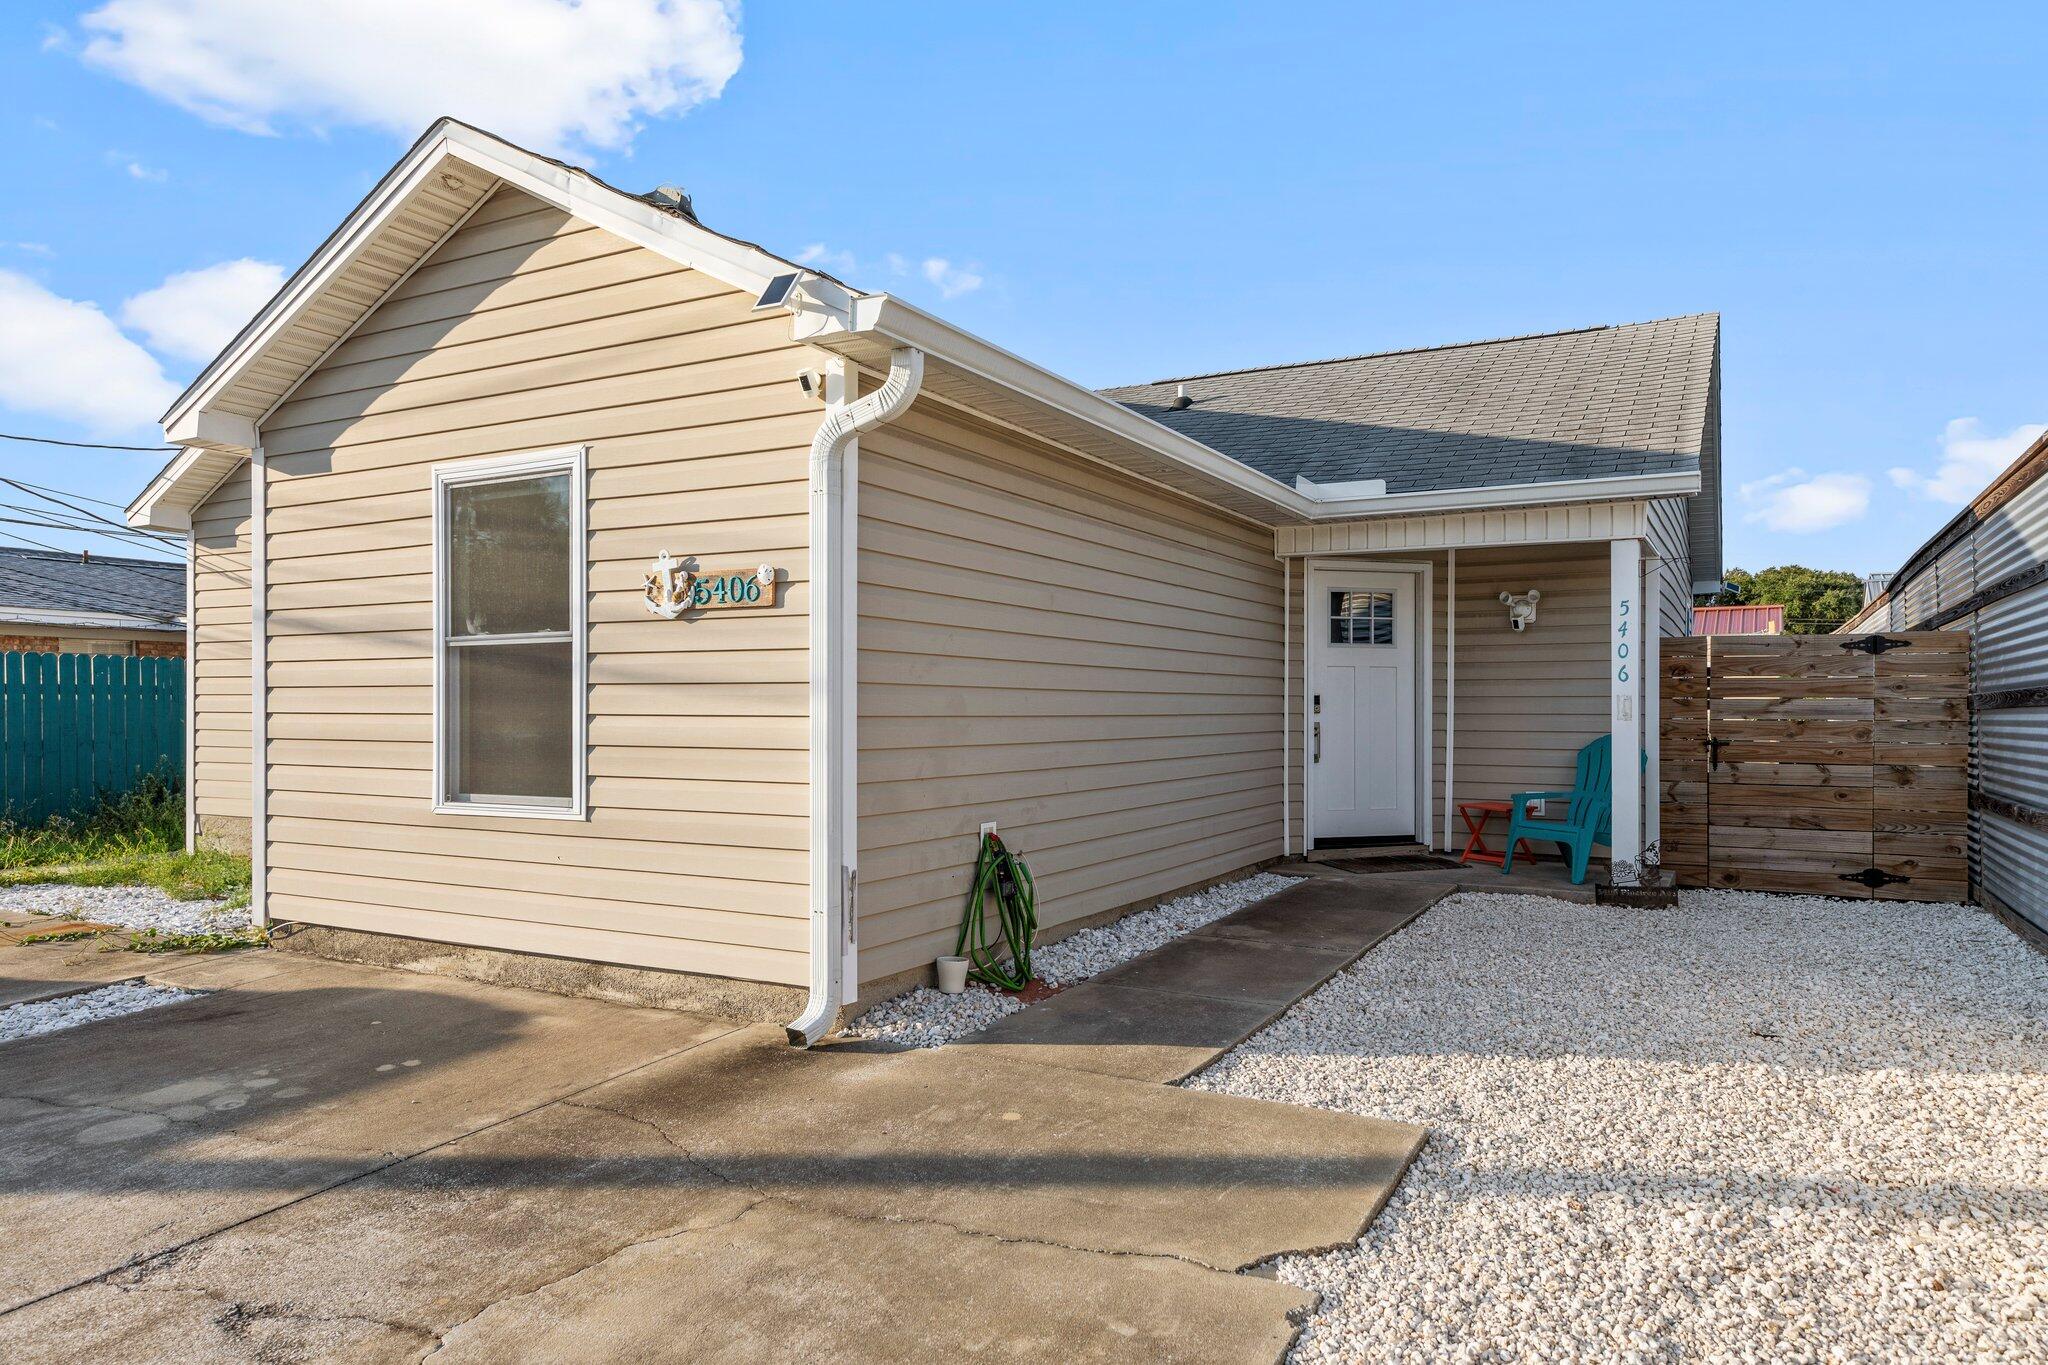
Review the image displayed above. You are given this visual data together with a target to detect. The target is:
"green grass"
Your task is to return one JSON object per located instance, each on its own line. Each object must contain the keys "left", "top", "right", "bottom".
{"left": 0, "top": 771, "right": 252, "bottom": 907}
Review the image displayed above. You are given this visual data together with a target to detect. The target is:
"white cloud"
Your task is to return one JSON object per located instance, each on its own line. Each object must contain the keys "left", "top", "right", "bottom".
{"left": 0, "top": 270, "right": 177, "bottom": 435}
{"left": 74, "top": 0, "right": 743, "bottom": 157}
{"left": 795, "top": 243, "right": 856, "bottom": 276}
{"left": 798, "top": 246, "right": 988, "bottom": 300}
{"left": 1739, "top": 467, "right": 1871, "bottom": 533}
{"left": 920, "top": 257, "right": 984, "bottom": 299}
{"left": 120, "top": 258, "right": 286, "bottom": 363}
{"left": 123, "top": 160, "right": 167, "bottom": 183}
{"left": 4, "top": 242, "right": 55, "bottom": 258}
{"left": 1887, "top": 417, "right": 2046, "bottom": 504}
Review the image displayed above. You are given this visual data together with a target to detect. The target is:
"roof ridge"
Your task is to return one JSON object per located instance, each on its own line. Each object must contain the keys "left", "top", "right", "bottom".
{"left": 1105, "top": 312, "right": 1718, "bottom": 391}
{"left": 0, "top": 546, "right": 182, "bottom": 570}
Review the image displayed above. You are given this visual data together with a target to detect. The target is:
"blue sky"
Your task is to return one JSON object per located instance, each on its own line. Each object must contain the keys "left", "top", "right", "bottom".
{"left": 2, "top": 1, "right": 2042, "bottom": 575}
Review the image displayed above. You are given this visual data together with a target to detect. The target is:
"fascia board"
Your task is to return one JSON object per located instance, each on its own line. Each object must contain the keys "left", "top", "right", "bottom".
{"left": 839, "top": 296, "right": 1704, "bottom": 525}
{"left": 164, "top": 120, "right": 797, "bottom": 437}
{"left": 849, "top": 295, "right": 1316, "bottom": 518}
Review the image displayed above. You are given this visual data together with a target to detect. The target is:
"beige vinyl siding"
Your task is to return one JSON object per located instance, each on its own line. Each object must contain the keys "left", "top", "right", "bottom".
{"left": 192, "top": 463, "right": 253, "bottom": 852}
{"left": 1430, "top": 543, "right": 1611, "bottom": 840}
{"left": 856, "top": 404, "right": 1284, "bottom": 984}
{"left": 256, "top": 185, "right": 815, "bottom": 985}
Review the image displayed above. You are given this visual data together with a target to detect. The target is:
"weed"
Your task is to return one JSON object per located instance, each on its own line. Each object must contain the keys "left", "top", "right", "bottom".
{"left": 0, "top": 771, "right": 250, "bottom": 904}
{"left": 121, "top": 925, "right": 268, "bottom": 955}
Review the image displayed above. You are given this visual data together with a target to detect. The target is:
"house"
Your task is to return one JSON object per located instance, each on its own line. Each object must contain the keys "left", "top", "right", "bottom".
{"left": 0, "top": 547, "right": 185, "bottom": 656}
{"left": 1840, "top": 427, "right": 2048, "bottom": 937}
{"left": 1692, "top": 603, "right": 1784, "bottom": 635}
{"left": 126, "top": 119, "right": 1721, "bottom": 1042}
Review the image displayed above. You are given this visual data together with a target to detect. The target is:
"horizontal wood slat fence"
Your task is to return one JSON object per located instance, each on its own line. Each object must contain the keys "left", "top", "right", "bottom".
{"left": 1661, "top": 632, "right": 1969, "bottom": 901}
{"left": 0, "top": 651, "right": 185, "bottom": 825}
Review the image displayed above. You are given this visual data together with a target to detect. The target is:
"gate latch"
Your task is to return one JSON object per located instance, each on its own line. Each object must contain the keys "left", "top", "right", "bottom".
{"left": 1840, "top": 635, "right": 1912, "bottom": 655}
{"left": 1840, "top": 866, "right": 1908, "bottom": 890}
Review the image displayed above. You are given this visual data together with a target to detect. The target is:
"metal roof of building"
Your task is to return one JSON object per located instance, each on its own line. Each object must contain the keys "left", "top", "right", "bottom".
{"left": 0, "top": 547, "right": 184, "bottom": 626}
{"left": 1099, "top": 313, "right": 1720, "bottom": 498}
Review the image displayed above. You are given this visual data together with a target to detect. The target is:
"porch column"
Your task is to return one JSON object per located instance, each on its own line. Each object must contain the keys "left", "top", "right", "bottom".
{"left": 1609, "top": 537, "right": 1644, "bottom": 886}
{"left": 1642, "top": 557, "right": 1662, "bottom": 873}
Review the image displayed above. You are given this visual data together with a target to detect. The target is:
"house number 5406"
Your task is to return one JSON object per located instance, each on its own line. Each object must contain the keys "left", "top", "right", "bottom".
{"left": 1615, "top": 598, "right": 1631, "bottom": 682}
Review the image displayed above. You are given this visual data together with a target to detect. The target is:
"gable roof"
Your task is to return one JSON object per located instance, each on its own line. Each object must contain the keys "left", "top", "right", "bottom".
{"left": 129, "top": 117, "right": 1714, "bottom": 538}
{"left": 0, "top": 548, "right": 183, "bottom": 630}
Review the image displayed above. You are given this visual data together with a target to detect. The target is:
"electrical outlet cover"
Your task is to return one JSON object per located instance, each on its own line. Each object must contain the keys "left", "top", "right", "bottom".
{"left": 979, "top": 821, "right": 998, "bottom": 838}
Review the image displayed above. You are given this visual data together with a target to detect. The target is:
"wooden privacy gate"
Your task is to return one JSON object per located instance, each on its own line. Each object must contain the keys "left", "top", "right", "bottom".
{"left": 1661, "top": 632, "right": 1969, "bottom": 901}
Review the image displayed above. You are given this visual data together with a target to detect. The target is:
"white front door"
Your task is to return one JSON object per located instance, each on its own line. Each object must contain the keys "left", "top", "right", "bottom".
{"left": 1309, "top": 570, "right": 1417, "bottom": 841}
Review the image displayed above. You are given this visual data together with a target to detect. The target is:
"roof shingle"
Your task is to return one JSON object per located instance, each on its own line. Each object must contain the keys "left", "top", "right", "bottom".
{"left": 1099, "top": 313, "right": 1719, "bottom": 496}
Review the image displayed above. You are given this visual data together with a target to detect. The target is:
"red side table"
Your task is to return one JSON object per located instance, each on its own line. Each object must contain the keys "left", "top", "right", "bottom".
{"left": 1457, "top": 800, "right": 1537, "bottom": 867}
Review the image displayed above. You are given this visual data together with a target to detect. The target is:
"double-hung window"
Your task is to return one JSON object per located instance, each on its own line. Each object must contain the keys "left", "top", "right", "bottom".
{"left": 433, "top": 446, "right": 587, "bottom": 817}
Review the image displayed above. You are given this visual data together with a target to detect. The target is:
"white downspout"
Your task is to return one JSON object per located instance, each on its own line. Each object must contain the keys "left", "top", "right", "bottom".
{"left": 787, "top": 346, "right": 925, "bottom": 1047}
{"left": 184, "top": 528, "right": 197, "bottom": 855}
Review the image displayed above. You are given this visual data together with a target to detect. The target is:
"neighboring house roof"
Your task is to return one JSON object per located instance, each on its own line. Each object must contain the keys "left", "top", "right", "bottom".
{"left": 1693, "top": 604, "right": 1784, "bottom": 635}
{"left": 129, "top": 117, "right": 1717, "bottom": 543}
{"left": 0, "top": 548, "right": 183, "bottom": 631}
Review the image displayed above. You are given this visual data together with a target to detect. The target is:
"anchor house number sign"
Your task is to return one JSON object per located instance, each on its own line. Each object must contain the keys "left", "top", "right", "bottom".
{"left": 643, "top": 552, "right": 781, "bottom": 619}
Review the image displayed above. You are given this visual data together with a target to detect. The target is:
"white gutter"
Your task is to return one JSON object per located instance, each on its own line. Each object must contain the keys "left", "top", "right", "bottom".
{"left": 786, "top": 346, "right": 925, "bottom": 1048}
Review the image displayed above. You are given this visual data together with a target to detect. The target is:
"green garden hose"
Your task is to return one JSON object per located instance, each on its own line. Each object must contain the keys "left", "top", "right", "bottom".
{"left": 956, "top": 832, "right": 1038, "bottom": 989}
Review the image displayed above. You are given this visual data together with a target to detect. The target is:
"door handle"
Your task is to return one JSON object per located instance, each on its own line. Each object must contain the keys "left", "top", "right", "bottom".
{"left": 1313, "top": 722, "right": 1321, "bottom": 764}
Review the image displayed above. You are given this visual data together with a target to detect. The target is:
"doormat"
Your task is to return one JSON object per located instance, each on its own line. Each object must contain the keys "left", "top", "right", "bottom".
{"left": 1327, "top": 855, "right": 1465, "bottom": 874}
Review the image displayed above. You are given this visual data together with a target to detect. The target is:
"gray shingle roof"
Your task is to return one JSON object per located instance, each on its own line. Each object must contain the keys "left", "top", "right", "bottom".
{"left": 1099, "top": 313, "right": 1720, "bottom": 496}
{"left": 0, "top": 548, "right": 184, "bottom": 625}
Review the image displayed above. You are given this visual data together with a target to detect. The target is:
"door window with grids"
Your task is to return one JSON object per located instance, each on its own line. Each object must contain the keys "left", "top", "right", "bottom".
{"left": 1329, "top": 589, "right": 1396, "bottom": 645}
{"left": 433, "top": 447, "right": 587, "bottom": 816}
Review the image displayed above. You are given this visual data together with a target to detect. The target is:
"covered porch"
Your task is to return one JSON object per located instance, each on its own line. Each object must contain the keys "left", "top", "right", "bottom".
{"left": 1277, "top": 500, "right": 1678, "bottom": 887}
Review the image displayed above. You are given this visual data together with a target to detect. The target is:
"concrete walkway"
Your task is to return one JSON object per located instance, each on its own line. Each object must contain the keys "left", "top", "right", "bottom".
{"left": 955, "top": 875, "right": 1443, "bottom": 1083}
{"left": 0, "top": 898, "right": 1430, "bottom": 1364}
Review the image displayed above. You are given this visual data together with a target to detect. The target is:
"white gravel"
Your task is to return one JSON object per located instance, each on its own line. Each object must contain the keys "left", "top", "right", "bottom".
{"left": 0, "top": 981, "right": 201, "bottom": 1043}
{"left": 848, "top": 872, "right": 1302, "bottom": 1048}
{"left": 1187, "top": 888, "right": 2048, "bottom": 1363}
{"left": 0, "top": 882, "right": 241, "bottom": 936}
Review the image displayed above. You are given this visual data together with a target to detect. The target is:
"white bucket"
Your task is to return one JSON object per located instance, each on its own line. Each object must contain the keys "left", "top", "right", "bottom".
{"left": 935, "top": 955, "right": 970, "bottom": 994}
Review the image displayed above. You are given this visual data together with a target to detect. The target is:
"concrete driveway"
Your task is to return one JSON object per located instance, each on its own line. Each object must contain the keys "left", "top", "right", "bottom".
{"left": 0, "top": 944, "right": 1421, "bottom": 1363}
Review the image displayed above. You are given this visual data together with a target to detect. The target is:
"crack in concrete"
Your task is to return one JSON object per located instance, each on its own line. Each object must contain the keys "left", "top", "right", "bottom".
{"left": 101, "top": 1276, "right": 437, "bottom": 1351}
{"left": 552, "top": 1096, "right": 1245, "bottom": 1272}
{"left": 416, "top": 1198, "right": 769, "bottom": 1362}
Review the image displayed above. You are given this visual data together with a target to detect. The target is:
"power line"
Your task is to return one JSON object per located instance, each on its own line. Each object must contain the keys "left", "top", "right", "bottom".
{"left": 0, "top": 478, "right": 178, "bottom": 546}
{"left": 0, "top": 432, "right": 174, "bottom": 453}
{"left": 5, "top": 477, "right": 127, "bottom": 510}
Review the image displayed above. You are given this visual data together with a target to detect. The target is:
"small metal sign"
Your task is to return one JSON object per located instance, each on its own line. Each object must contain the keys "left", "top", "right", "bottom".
{"left": 644, "top": 553, "right": 780, "bottom": 619}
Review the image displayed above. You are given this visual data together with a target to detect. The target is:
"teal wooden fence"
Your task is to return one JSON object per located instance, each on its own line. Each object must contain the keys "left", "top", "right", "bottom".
{"left": 0, "top": 651, "right": 185, "bottom": 825}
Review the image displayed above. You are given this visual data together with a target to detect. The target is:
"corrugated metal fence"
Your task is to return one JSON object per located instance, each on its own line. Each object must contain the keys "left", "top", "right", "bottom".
{"left": 0, "top": 651, "right": 186, "bottom": 825}
{"left": 1842, "top": 431, "right": 2048, "bottom": 934}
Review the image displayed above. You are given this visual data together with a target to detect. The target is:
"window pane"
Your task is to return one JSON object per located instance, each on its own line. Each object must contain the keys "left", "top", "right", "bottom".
{"left": 453, "top": 641, "right": 574, "bottom": 802}
{"left": 1329, "top": 590, "right": 1396, "bottom": 645}
{"left": 449, "top": 474, "right": 572, "bottom": 636}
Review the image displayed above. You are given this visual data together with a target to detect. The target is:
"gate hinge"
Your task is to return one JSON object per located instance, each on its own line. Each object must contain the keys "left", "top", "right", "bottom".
{"left": 1840, "top": 635, "right": 1912, "bottom": 655}
{"left": 1839, "top": 866, "right": 1908, "bottom": 889}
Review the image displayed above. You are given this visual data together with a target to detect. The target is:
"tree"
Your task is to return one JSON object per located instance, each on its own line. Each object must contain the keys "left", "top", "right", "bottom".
{"left": 1703, "top": 565, "right": 1866, "bottom": 634}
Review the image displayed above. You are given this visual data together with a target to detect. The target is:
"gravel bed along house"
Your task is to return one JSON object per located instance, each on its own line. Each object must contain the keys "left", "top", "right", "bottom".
{"left": 0, "top": 981, "right": 202, "bottom": 1043}
{"left": 848, "top": 871, "right": 1301, "bottom": 1048}
{"left": 1185, "top": 889, "right": 2048, "bottom": 1363}
{"left": 0, "top": 883, "right": 241, "bottom": 936}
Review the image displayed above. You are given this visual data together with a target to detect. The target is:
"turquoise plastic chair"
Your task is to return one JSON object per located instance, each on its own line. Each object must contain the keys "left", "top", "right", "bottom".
{"left": 1501, "top": 736, "right": 1615, "bottom": 885}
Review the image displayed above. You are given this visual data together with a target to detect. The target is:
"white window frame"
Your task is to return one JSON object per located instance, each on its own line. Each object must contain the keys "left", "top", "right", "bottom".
{"left": 431, "top": 444, "right": 589, "bottom": 819}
